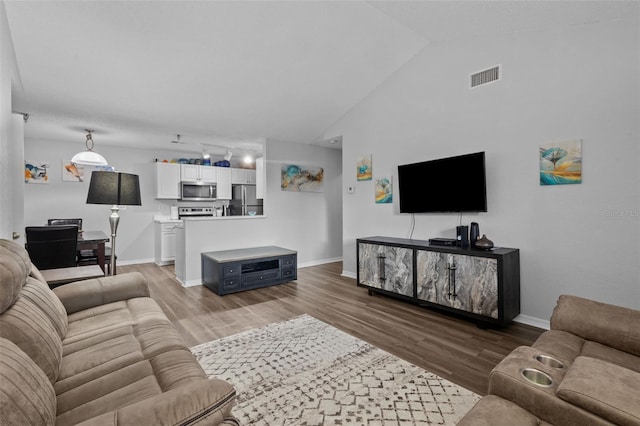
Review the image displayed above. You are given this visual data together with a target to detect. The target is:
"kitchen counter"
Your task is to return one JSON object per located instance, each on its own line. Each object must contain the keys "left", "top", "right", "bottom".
{"left": 180, "top": 215, "right": 266, "bottom": 221}
{"left": 153, "top": 215, "right": 183, "bottom": 224}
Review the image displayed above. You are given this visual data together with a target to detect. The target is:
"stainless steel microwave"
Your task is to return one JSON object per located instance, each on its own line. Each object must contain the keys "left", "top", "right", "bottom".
{"left": 181, "top": 181, "right": 217, "bottom": 201}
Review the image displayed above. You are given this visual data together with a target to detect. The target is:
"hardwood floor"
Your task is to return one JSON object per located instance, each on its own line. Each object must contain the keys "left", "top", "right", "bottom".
{"left": 118, "top": 261, "right": 543, "bottom": 395}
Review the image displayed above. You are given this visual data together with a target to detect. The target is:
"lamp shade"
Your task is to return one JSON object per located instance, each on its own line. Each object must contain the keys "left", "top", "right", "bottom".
{"left": 86, "top": 171, "right": 141, "bottom": 206}
{"left": 72, "top": 130, "right": 108, "bottom": 166}
{"left": 71, "top": 150, "right": 108, "bottom": 166}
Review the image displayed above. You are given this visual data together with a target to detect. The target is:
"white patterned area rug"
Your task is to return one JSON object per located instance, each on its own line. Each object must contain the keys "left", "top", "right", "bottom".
{"left": 191, "top": 314, "right": 480, "bottom": 425}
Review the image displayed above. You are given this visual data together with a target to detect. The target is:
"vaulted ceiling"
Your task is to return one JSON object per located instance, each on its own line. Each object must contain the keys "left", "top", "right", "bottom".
{"left": 5, "top": 1, "right": 631, "bottom": 153}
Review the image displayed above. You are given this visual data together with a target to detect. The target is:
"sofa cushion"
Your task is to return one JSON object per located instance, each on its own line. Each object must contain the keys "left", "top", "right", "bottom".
{"left": 64, "top": 301, "right": 135, "bottom": 344}
{"left": 557, "top": 356, "right": 640, "bottom": 426}
{"left": 582, "top": 340, "right": 640, "bottom": 373}
{"left": 551, "top": 295, "right": 640, "bottom": 356}
{"left": 52, "top": 296, "right": 212, "bottom": 424}
{"left": 0, "top": 338, "right": 57, "bottom": 425}
{"left": 73, "top": 378, "right": 237, "bottom": 426}
{"left": 21, "top": 276, "right": 68, "bottom": 339}
{"left": 0, "top": 290, "right": 63, "bottom": 383}
{"left": 55, "top": 332, "right": 145, "bottom": 395}
{"left": 0, "top": 239, "right": 31, "bottom": 314}
{"left": 56, "top": 362, "right": 164, "bottom": 426}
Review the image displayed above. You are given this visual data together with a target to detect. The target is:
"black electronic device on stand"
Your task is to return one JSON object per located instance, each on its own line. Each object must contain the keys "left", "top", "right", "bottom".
{"left": 470, "top": 222, "right": 480, "bottom": 247}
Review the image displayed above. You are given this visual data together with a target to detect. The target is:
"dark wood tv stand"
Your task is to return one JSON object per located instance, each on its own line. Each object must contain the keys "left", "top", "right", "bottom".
{"left": 201, "top": 246, "right": 297, "bottom": 295}
{"left": 357, "top": 236, "right": 520, "bottom": 327}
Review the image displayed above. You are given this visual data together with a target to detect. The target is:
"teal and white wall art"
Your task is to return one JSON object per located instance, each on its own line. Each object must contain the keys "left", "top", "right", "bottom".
{"left": 356, "top": 154, "right": 372, "bottom": 181}
{"left": 281, "top": 164, "right": 324, "bottom": 192}
{"left": 540, "top": 139, "right": 582, "bottom": 185}
{"left": 375, "top": 177, "right": 392, "bottom": 204}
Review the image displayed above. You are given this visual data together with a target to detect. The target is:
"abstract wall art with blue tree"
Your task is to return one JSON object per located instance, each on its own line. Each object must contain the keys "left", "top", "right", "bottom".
{"left": 540, "top": 140, "right": 582, "bottom": 186}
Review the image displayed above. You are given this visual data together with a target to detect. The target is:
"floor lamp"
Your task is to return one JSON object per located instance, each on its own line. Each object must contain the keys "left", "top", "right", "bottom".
{"left": 86, "top": 171, "right": 141, "bottom": 276}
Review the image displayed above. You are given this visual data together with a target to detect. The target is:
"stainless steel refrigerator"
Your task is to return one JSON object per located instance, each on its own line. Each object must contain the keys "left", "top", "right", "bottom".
{"left": 229, "top": 184, "right": 263, "bottom": 216}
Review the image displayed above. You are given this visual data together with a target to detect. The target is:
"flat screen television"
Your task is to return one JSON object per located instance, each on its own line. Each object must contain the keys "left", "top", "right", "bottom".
{"left": 397, "top": 151, "right": 487, "bottom": 213}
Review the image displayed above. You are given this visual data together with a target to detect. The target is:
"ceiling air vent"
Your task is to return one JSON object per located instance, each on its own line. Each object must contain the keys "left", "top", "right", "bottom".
{"left": 470, "top": 65, "right": 501, "bottom": 88}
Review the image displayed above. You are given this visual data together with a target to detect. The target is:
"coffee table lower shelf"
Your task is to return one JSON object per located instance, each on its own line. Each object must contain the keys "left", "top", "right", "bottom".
{"left": 201, "top": 246, "right": 297, "bottom": 295}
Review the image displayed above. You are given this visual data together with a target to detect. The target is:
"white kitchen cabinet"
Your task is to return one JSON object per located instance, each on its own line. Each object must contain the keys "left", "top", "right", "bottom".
{"left": 216, "top": 167, "right": 232, "bottom": 199}
{"left": 231, "top": 168, "right": 256, "bottom": 184}
{"left": 181, "top": 164, "right": 217, "bottom": 182}
{"left": 155, "top": 163, "right": 180, "bottom": 199}
{"left": 154, "top": 221, "right": 179, "bottom": 265}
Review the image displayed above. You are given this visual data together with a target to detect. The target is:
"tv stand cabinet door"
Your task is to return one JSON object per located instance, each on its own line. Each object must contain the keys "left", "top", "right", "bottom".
{"left": 358, "top": 242, "right": 413, "bottom": 297}
{"left": 416, "top": 250, "right": 499, "bottom": 319}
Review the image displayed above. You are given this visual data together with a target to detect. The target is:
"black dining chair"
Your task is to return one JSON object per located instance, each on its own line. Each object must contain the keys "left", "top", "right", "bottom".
{"left": 25, "top": 225, "right": 79, "bottom": 270}
{"left": 46, "top": 218, "right": 115, "bottom": 273}
{"left": 47, "top": 218, "right": 83, "bottom": 229}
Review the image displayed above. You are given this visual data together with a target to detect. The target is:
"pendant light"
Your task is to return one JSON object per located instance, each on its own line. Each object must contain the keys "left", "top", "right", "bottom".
{"left": 71, "top": 129, "right": 108, "bottom": 166}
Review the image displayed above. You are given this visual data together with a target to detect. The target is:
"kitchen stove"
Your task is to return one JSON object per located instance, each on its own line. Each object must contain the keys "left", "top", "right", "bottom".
{"left": 178, "top": 206, "right": 213, "bottom": 218}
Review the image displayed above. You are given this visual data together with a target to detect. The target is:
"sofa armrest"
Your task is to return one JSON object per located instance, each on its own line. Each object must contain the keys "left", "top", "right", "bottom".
{"left": 75, "top": 378, "right": 237, "bottom": 426}
{"left": 53, "top": 272, "right": 150, "bottom": 314}
{"left": 550, "top": 295, "right": 640, "bottom": 357}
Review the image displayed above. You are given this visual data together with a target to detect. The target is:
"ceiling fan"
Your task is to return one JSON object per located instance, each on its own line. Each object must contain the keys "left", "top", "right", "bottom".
{"left": 170, "top": 134, "right": 187, "bottom": 145}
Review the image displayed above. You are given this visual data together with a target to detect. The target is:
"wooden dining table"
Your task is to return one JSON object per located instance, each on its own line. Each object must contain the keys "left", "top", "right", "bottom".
{"left": 78, "top": 230, "right": 110, "bottom": 273}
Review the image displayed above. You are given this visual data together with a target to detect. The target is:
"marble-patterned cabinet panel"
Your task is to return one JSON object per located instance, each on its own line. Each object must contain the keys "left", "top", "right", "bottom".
{"left": 416, "top": 251, "right": 498, "bottom": 319}
{"left": 358, "top": 243, "right": 413, "bottom": 297}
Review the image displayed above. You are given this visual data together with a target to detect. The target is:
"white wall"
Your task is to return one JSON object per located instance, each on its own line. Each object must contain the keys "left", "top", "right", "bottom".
{"left": 0, "top": 1, "right": 24, "bottom": 242}
{"left": 325, "top": 18, "right": 640, "bottom": 324}
{"left": 23, "top": 138, "right": 343, "bottom": 269}
{"left": 265, "top": 139, "right": 343, "bottom": 263}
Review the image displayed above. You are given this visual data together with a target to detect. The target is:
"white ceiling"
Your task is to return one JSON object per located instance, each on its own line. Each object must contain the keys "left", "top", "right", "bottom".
{"left": 5, "top": 1, "right": 634, "bottom": 155}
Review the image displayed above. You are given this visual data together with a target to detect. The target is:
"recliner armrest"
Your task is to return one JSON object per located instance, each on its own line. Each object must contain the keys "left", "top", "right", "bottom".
{"left": 53, "top": 272, "right": 150, "bottom": 314}
{"left": 74, "top": 378, "right": 237, "bottom": 426}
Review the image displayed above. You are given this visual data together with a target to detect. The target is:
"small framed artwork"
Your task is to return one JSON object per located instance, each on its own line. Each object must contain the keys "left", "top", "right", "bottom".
{"left": 540, "top": 139, "right": 582, "bottom": 185}
{"left": 356, "top": 155, "right": 372, "bottom": 181}
{"left": 375, "top": 177, "right": 392, "bottom": 204}
{"left": 62, "top": 161, "right": 85, "bottom": 182}
{"left": 25, "top": 161, "right": 49, "bottom": 183}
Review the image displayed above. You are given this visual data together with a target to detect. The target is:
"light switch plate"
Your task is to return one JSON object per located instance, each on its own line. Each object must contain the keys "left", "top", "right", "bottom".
{"left": 347, "top": 185, "right": 355, "bottom": 194}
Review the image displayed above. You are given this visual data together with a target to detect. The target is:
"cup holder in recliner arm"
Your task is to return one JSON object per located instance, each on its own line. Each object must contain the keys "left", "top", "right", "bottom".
{"left": 521, "top": 368, "right": 554, "bottom": 387}
{"left": 535, "top": 354, "right": 564, "bottom": 369}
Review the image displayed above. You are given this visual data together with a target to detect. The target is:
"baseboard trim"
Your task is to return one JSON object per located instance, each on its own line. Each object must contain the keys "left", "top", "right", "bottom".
{"left": 341, "top": 270, "right": 356, "bottom": 279}
{"left": 117, "top": 258, "right": 154, "bottom": 266}
{"left": 175, "top": 277, "right": 201, "bottom": 288}
{"left": 298, "top": 257, "right": 343, "bottom": 269}
{"left": 513, "top": 314, "right": 550, "bottom": 330}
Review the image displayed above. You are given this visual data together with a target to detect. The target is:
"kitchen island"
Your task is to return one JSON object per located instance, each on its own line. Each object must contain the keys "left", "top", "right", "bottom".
{"left": 174, "top": 214, "right": 274, "bottom": 286}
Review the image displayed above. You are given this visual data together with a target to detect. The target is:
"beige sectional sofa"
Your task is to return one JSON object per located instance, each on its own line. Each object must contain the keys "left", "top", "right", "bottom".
{"left": 459, "top": 295, "right": 640, "bottom": 425}
{"left": 0, "top": 239, "right": 238, "bottom": 425}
